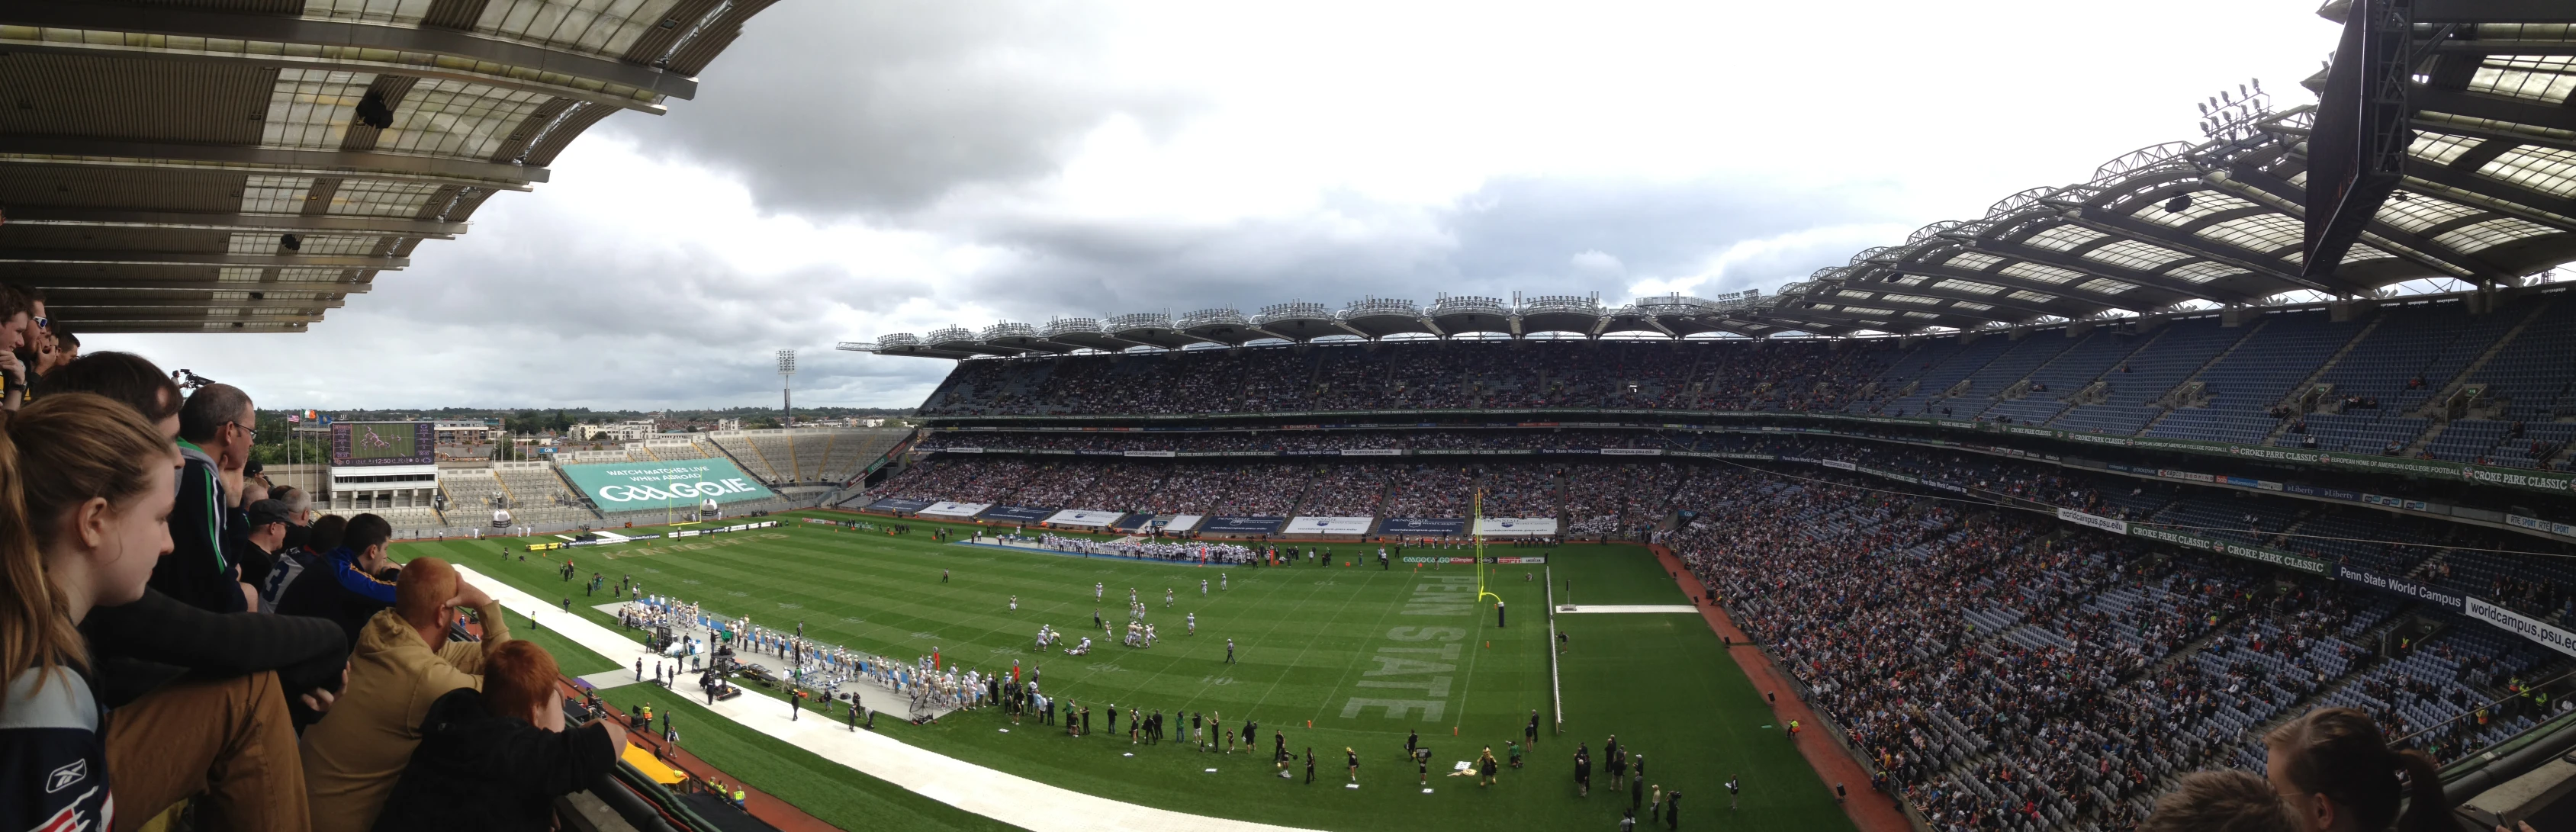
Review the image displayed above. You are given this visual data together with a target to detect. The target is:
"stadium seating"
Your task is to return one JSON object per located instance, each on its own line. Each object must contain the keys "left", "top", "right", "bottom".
{"left": 1667, "top": 465, "right": 2559, "bottom": 830}
{"left": 916, "top": 299, "right": 2576, "bottom": 473}
{"left": 707, "top": 428, "right": 909, "bottom": 486}
{"left": 437, "top": 467, "right": 509, "bottom": 514}
{"left": 491, "top": 462, "right": 603, "bottom": 525}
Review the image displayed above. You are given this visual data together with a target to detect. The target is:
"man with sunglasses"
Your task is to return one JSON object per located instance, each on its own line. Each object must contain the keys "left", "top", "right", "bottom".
{"left": 156, "top": 383, "right": 264, "bottom": 612}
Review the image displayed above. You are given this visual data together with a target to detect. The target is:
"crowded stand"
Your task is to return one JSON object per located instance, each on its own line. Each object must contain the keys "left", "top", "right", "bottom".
{"left": 0, "top": 283, "right": 631, "bottom": 832}
{"left": 879, "top": 425, "right": 2576, "bottom": 633}
{"left": 921, "top": 297, "right": 2576, "bottom": 471}
{"left": 1376, "top": 464, "right": 1481, "bottom": 518}
{"left": 1291, "top": 464, "right": 1389, "bottom": 516}
{"left": 1667, "top": 466, "right": 2560, "bottom": 832}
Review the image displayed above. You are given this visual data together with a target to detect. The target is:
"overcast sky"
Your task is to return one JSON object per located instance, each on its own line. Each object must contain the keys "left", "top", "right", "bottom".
{"left": 96, "top": 0, "right": 2346, "bottom": 411}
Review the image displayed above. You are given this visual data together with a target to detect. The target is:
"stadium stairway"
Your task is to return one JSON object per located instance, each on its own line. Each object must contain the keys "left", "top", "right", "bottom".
{"left": 2258, "top": 313, "right": 2388, "bottom": 448}
{"left": 2410, "top": 300, "right": 2550, "bottom": 426}
{"left": 1976, "top": 328, "right": 2156, "bottom": 423}
{"left": 2398, "top": 304, "right": 2552, "bottom": 458}
{"left": 2134, "top": 316, "right": 2277, "bottom": 437}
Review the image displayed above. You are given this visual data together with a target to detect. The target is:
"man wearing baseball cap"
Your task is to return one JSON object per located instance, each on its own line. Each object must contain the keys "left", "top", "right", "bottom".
{"left": 242, "top": 498, "right": 301, "bottom": 612}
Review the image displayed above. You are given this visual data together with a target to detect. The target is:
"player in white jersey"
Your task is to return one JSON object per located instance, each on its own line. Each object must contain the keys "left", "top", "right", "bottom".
{"left": 1200, "top": 579, "right": 1208, "bottom": 596}
{"left": 1095, "top": 582, "right": 1104, "bottom": 600}
{"left": 1187, "top": 612, "right": 1196, "bottom": 634}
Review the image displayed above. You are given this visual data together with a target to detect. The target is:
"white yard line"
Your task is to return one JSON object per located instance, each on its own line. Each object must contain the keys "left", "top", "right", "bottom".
{"left": 459, "top": 565, "right": 1327, "bottom": 832}
{"left": 1552, "top": 605, "right": 1702, "bottom": 614}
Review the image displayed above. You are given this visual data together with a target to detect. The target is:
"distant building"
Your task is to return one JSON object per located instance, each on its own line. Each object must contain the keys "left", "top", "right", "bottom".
{"left": 434, "top": 419, "right": 503, "bottom": 445}
{"left": 575, "top": 419, "right": 658, "bottom": 442}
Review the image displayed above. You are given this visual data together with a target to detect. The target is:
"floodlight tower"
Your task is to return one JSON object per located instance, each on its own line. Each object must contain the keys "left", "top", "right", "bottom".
{"left": 777, "top": 349, "right": 797, "bottom": 427}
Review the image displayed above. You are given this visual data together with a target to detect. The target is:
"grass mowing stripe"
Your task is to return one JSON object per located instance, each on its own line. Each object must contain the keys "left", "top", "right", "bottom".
{"left": 400, "top": 513, "right": 1851, "bottom": 832}
{"left": 1240, "top": 571, "right": 1391, "bottom": 718}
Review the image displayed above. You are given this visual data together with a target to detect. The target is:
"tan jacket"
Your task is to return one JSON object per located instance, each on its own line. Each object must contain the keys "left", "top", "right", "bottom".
{"left": 298, "top": 602, "right": 509, "bottom": 832}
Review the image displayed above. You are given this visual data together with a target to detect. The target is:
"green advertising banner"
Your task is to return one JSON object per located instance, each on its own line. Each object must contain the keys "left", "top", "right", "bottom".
{"left": 558, "top": 459, "right": 776, "bottom": 508}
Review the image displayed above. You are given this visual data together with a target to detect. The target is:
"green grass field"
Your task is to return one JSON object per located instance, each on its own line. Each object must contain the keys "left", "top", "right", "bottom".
{"left": 395, "top": 512, "right": 1850, "bottom": 832}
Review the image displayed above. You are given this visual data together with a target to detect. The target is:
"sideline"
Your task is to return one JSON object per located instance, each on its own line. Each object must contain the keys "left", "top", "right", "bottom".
{"left": 455, "top": 564, "right": 1325, "bottom": 832}
{"left": 1646, "top": 546, "right": 1918, "bottom": 832}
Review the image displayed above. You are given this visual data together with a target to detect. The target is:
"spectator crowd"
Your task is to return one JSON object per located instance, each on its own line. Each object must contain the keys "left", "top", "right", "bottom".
{"left": 2, "top": 283, "right": 624, "bottom": 832}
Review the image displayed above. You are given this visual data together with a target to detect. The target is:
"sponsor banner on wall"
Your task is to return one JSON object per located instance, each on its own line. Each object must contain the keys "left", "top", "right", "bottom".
{"left": 917, "top": 502, "right": 991, "bottom": 518}
{"left": 1162, "top": 514, "right": 1204, "bottom": 532}
{"left": 1111, "top": 514, "right": 1161, "bottom": 532}
{"left": 1474, "top": 517, "right": 1559, "bottom": 536}
{"left": 2127, "top": 526, "right": 2331, "bottom": 576}
{"left": 867, "top": 498, "right": 934, "bottom": 513}
{"left": 2056, "top": 507, "right": 2130, "bottom": 535}
{"left": 1381, "top": 518, "right": 1468, "bottom": 535}
{"left": 1201, "top": 516, "right": 1287, "bottom": 535}
{"left": 2507, "top": 514, "right": 2576, "bottom": 538}
{"left": 2462, "top": 467, "right": 2575, "bottom": 492}
{"left": 981, "top": 505, "right": 1055, "bottom": 523}
{"left": 558, "top": 459, "right": 777, "bottom": 507}
{"left": 1044, "top": 509, "right": 1126, "bottom": 527}
{"left": 2465, "top": 597, "right": 2576, "bottom": 658}
{"left": 1288, "top": 516, "right": 1375, "bottom": 535}
{"left": 1599, "top": 448, "right": 1663, "bottom": 456}
{"left": 1822, "top": 460, "right": 1857, "bottom": 471}
{"left": 1340, "top": 448, "right": 1404, "bottom": 457}
{"left": 2336, "top": 567, "right": 2466, "bottom": 610}
{"left": 1124, "top": 450, "right": 1176, "bottom": 458}
{"left": 944, "top": 447, "right": 984, "bottom": 454}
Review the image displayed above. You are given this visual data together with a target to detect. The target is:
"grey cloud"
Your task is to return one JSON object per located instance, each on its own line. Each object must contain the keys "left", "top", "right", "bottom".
{"left": 609, "top": 0, "right": 1205, "bottom": 216}
{"left": 904, "top": 175, "right": 1905, "bottom": 328}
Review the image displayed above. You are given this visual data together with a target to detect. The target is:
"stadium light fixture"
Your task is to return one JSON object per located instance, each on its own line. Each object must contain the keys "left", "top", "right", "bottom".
{"left": 777, "top": 349, "right": 796, "bottom": 428}
{"left": 2164, "top": 194, "right": 2192, "bottom": 214}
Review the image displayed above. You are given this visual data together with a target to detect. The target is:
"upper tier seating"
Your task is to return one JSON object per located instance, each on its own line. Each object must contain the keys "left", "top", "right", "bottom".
{"left": 917, "top": 296, "right": 2576, "bottom": 470}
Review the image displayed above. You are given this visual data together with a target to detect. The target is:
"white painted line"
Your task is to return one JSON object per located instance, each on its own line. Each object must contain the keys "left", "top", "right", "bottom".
{"left": 1555, "top": 605, "right": 1703, "bottom": 614}
{"left": 458, "top": 565, "right": 1326, "bottom": 832}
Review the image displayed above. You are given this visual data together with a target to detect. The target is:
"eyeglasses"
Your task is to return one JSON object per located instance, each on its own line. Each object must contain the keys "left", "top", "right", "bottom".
{"left": 31, "top": 316, "right": 47, "bottom": 329}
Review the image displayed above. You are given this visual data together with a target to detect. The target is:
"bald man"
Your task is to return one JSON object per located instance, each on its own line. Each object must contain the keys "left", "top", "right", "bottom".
{"left": 298, "top": 557, "right": 510, "bottom": 832}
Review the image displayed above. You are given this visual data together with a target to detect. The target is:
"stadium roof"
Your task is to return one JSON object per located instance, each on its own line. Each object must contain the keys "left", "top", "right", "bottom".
{"left": 0, "top": 0, "right": 777, "bottom": 332}
{"left": 847, "top": 5, "right": 2576, "bottom": 356}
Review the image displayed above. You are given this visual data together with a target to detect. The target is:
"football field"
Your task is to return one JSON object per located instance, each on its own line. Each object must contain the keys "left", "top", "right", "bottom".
{"left": 395, "top": 512, "right": 1851, "bottom": 832}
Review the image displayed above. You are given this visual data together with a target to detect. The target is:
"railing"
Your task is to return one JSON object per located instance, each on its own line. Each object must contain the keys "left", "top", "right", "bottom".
{"left": 980, "top": 321, "right": 1037, "bottom": 341}
{"left": 1106, "top": 312, "right": 1174, "bottom": 331}
{"left": 1178, "top": 307, "right": 1248, "bottom": 328}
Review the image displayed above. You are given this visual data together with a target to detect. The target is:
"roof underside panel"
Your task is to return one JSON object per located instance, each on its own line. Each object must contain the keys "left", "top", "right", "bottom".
{"left": 0, "top": 0, "right": 776, "bottom": 332}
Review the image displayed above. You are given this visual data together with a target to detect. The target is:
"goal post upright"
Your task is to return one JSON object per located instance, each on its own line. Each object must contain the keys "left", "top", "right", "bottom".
{"left": 1475, "top": 487, "right": 1499, "bottom": 604}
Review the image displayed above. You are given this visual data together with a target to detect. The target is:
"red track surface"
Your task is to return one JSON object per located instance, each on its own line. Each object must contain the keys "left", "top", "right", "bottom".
{"left": 1650, "top": 545, "right": 1916, "bottom": 832}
